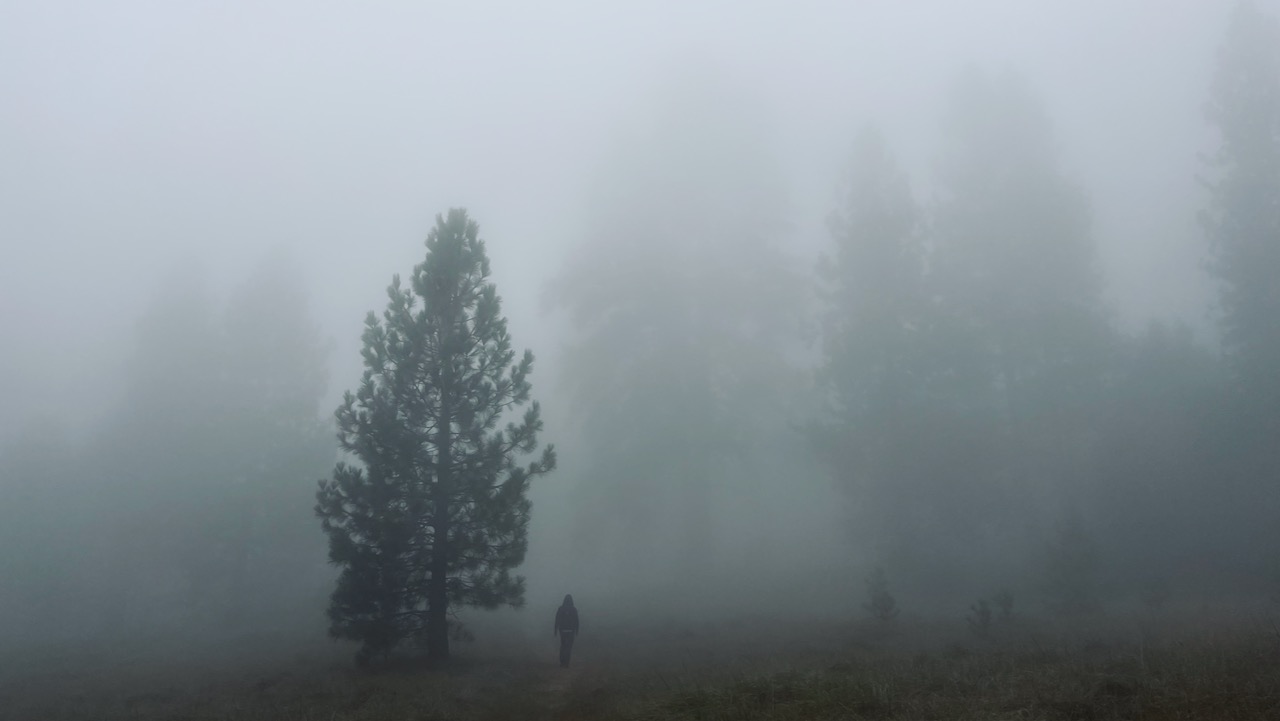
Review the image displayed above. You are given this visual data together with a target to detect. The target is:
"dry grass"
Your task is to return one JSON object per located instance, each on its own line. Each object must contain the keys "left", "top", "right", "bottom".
{"left": 3, "top": 612, "right": 1279, "bottom": 720}
{"left": 625, "top": 638, "right": 1280, "bottom": 720}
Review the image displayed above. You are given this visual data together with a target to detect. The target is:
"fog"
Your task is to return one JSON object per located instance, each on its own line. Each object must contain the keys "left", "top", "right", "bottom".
{"left": 2, "top": 0, "right": 1278, "bottom": 657}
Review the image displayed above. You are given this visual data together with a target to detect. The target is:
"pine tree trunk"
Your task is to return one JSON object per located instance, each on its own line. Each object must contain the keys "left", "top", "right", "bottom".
{"left": 426, "top": 503, "right": 450, "bottom": 661}
{"left": 426, "top": 394, "right": 452, "bottom": 662}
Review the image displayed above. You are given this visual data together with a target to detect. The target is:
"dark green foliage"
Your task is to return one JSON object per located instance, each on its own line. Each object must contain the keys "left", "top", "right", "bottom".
{"left": 316, "top": 209, "right": 555, "bottom": 663}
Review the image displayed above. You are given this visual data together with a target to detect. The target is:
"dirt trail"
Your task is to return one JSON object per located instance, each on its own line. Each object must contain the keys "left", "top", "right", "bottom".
{"left": 537, "top": 659, "right": 610, "bottom": 720}
{"left": 544, "top": 665, "right": 581, "bottom": 695}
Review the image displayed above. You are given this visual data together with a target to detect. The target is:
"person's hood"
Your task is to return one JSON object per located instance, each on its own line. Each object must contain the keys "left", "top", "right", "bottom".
{"left": 562, "top": 594, "right": 574, "bottom": 607}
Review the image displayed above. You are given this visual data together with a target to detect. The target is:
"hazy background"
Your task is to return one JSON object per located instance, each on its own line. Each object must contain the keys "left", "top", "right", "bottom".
{"left": 2, "top": 0, "right": 1226, "bottom": 430}
{"left": 2, "top": 0, "right": 1275, "bottom": 652}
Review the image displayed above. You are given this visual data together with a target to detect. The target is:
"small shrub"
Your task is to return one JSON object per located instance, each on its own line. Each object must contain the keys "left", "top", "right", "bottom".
{"left": 968, "top": 598, "right": 992, "bottom": 638}
{"left": 863, "top": 567, "right": 899, "bottom": 623}
{"left": 993, "top": 588, "right": 1015, "bottom": 621}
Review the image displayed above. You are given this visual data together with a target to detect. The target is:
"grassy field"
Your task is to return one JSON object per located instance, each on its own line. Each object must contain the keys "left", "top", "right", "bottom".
{"left": 3, "top": 609, "right": 1279, "bottom": 720}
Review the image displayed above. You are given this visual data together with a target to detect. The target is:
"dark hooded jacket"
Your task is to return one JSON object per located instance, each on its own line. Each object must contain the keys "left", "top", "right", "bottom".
{"left": 555, "top": 594, "right": 579, "bottom": 634}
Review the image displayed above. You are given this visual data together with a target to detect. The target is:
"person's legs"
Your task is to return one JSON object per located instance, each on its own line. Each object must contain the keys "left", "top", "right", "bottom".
{"left": 559, "top": 631, "right": 575, "bottom": 667}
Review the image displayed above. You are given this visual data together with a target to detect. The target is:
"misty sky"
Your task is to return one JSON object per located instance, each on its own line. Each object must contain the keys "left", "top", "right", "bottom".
{"left": 3, "top": 0, "right": 1266, "bottom": 440}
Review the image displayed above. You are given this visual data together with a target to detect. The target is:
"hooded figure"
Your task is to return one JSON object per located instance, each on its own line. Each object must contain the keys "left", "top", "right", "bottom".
{"left": 554, "top": 594, "right": 580, "bottom": 668}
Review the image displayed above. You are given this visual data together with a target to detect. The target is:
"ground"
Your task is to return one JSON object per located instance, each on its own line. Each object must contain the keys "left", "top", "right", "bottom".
{"left": 3, "top": 607, "right": 1279, "bottom": 720}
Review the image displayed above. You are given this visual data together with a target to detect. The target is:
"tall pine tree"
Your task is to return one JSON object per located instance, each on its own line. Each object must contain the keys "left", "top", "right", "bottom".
{"left": 932, "top": 69, "right": 1113, "bottom": 523}
{"left": 816, "top": 125, "right": 1004, "bottom": 593}
{"left": 1203, "top": 1, "right": 1280, "bottom": 421}
{"left": 548, "top": 72, "right": 807, "bottom": 598}
{"left": 92, "top": 258, "right": 335, "bottom": 636}
{"left": 819, "top": 126, "right": 926, "bottom": 425}
{"left": 815, "top": 127, "right": 931, "bottom": 564}
{"left": 215, "top": 254, "right": 334, "bottom": 627}
{"left": 1199, "top": 0, "right": 1280, "bottom": 561}
{"left": 316, "top": 209, "right": 554, "bottom": 664}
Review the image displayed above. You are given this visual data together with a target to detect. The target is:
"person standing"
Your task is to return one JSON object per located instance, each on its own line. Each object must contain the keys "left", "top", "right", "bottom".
{"left": 554, "top": 594, "right": 580, "bottom": 668}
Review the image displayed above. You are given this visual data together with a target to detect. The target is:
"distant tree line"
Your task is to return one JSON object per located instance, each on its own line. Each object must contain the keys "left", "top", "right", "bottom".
{"left": 824, "top": 1, "right": 1280, "bottom": 609}
{"left": 554, "top": 1, "right": 1280, "bottom": 613}
{"left": 817, "top": 1, "right": 1280, "bottom": 608}
{"left": 0, "top": 253, "right": 334, "bottom": 644}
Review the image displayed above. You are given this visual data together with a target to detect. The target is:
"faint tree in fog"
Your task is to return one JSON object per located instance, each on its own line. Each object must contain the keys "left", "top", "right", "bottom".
{"left": 96, "top": 271, "right": 226, "bottom": 629}
{"left": 215, "top": 255, "right": 334, "bottom": 622}
{"left": 931, "top": 69, "right": 1113, "bottom": 553}
{"left": 967, "top": 598, "right": 992, "bottom": 637}
{"left": 815, "top": 70, "right": 1117, "bottom": 599}
{"left": 813, "top": 126, "right": 939, "bottom": 575}
{"left": 93, "top": 258, "right": 335, "bottom": 633}
{"left": 1091, "top": 322, "right": 1227, "bottom": 598}
{"left": 863, "top": 566, "right": 900, "bottom": 622}
{"left": 818, "top": 126, "right": 926, "bottom": 434}
{"left": 549, "top": 73, "right": 806, "bottom": 590}
{"left": 316, "top": 210, "right": 554, "bottom": 665}
{"left": 1202, "top": 2, "right": 1280, "bottom": 432}
{"left": 0, "top": 418, "right": 86, "bottom": 640}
